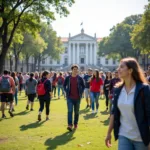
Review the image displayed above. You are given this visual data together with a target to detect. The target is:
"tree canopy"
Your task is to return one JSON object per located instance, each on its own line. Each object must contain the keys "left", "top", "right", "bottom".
{"left": 0, "top": 0, "right": 74, "bottom": 73}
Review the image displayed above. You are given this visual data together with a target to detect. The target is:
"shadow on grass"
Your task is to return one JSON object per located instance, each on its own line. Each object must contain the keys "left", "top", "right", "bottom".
{"left": 100, "top": 110, "right": 110, "bottom": 115}
{"left": 100, "top": 118, "right": 110, "bottom": 126}
{"left": 20, "top": 120, "right": 46, "bottom": 131}
{"left": 79, "top": 108, "right": 90, "bottom": 114}
{"left": 15, "top": 110, "right": 30, "bottom": 116}
{"left": 83, "top": 113, "right": 98, "bottom": 120}
{"left": 45, "top": 131, "right": 76, "bottom": 150}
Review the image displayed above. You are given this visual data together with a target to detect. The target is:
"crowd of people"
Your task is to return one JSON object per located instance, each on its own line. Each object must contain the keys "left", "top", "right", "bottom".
{"left": 0, "top": 57, "right": 150, "bottom": 150}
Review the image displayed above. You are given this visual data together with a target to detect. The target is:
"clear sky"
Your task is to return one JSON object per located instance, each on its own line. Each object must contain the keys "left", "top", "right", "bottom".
{"left": 52, "top": 0, "right": 148, "bottom": 38}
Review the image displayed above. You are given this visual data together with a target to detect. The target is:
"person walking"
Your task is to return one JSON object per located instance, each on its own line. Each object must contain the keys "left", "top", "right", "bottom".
{"left": 56, "top": 72, "right": 65, "bottom": 99}
{"left": 26, "top": 73, "right": 37, "bottom": 111}
{"left": 105, "top": 57, "right": 150, "bottom": 150}
{"left": 90, "top": 69, "right": 103, "bottom": 113}
{"left": 83, "top": 68, "right": 93, "bottom": 109}
{"left": 0, "top": 70, "right": 15, "bottom": 118}
{"left": 103, "top": 71, "right": 112, "bottom": 111}
{"left": 63, "top": 65, "right": 85, "bottom": 131}
{"left": 37, "top": 71, "right": 52, "bottom": 121}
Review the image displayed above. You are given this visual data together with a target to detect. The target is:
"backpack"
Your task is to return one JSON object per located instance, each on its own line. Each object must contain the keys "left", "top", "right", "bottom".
{"left": 0, "top": 76, "right": 11, "bottom": 92}
{"left": 37, "top": 79, "right": 47, "bottom": 96}
{"left": 57, "top": 77, "right": 63, "bottom": 85}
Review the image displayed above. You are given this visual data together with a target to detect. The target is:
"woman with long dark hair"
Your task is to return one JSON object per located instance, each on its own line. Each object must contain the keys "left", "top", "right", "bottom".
{"left": 11, "top": 72, "right": 19, "bottom": 106}
{"left": 37, "top": 70, "right": 52, "bottom": 121}
{"left": 52, "top": 72, "right": 57, "bottom": 97}
{"left": 105, "top": 57, "right": 150, "bottom": 150}
{"left": 103, "top": 71, "right": 112, "bottom": 111}
{"left": 90, "top": 69, "right": 103, "bottom": 113}
{"left": 25, "top": 73, "right": 37, "bottom": 111}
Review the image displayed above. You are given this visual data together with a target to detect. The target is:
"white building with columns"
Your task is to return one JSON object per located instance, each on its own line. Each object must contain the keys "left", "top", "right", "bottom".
{"left": 40, "top": 29, "right": 119, "bottom": 71}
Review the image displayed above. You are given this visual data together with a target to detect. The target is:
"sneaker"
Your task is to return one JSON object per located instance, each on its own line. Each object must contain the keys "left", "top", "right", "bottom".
{"left": 67, "top": 125, "right": 73, "bottom": 132}
{"left": 92, "top": 110, "right": 95, "bottom": 114}
{"left": 74, "top": 124, "right": 78, "bottom": 129}
{"left": 12, "top": 108, "right": 15, "bottom": 112}
{"left": 8, "top": 110, "right": 14, "bottom": 117}
{"left": 2, "top": 114, "right": 6, "bottom": 118}
{"left": 30, "top": 108, "right": 34, "bottom": 111}
{"left": 38, "top": 115, "right": 41, "bottom": 121}
{"left": 58, "top": 97, "right": 60, "bottom": 99}
{"left": 26, "top": 105, "right": 29, "bottom": 110}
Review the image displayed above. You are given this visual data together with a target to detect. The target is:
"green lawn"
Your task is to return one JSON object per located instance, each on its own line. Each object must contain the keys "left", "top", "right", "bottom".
{"left": 0, "top": 92, "right": 117, "bottom": 150}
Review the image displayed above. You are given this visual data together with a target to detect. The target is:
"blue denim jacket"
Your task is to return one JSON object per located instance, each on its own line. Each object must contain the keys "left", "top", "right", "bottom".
{"left": 111, "top": 82, "right": 150, "bottom": 146}
{"left": 63, "top": 75, "right": 85, "bottom": 99}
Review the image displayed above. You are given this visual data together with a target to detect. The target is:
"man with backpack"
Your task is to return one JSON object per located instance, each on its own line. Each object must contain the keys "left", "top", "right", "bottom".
{"left": 0, "top": 70, "right": 15, "bottom": 118}
{"left": 56, "top": 72, "right": 65, "bottom": 99}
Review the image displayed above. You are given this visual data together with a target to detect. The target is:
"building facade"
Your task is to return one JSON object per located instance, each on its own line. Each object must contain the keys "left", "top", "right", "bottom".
{"left": 40, "top": 29, "right": 119, "bottom": 71}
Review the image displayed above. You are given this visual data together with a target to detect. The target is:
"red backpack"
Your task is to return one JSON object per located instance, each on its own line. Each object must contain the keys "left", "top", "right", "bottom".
{"left": 37, "top": 79, "right": 47, "bottom": 96}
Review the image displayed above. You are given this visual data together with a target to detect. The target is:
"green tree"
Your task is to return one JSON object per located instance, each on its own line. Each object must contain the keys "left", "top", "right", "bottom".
{"left": 0, "top": 0, "right": 74, "bottom": 73}
{"left": 131, "top": 2, "right": 150, "bottom": 55}
{"left": 98, "top": 15, "right": 142, "bottom": 60}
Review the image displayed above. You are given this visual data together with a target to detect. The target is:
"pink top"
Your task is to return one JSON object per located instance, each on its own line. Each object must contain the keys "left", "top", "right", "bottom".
{"left": 0, "top": 75, "right": 15, "bottom": 94}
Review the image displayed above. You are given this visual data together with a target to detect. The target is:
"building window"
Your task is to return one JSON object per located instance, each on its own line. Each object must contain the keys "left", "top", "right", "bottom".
{"left": 65, "top": 47, "right": 68, "bottom": 53}
{"left": 57, "top": 60, "right": 60, "bottom": 64}
{"left": 113, "top": 59, "right": 116, "bottom": 64}
{"left": 64, "top": 58, "right": 68, "bottom": 65}
{"left": 81, "top": 58, "right": 85, "bottom": 64}
{"left": 80, "top": 46, "right": 85, "bottom": 54}
{"left": 97, "top": 58, "right": 100, "bottom": 65}
{"left": 50, "top": 59, "right": 53, "bottom": 64}
{"left": 105, "top": 58, "right": 109, "bottom": 65}
{"left": 42, "top": 59, "right": 45, "bottom": 64}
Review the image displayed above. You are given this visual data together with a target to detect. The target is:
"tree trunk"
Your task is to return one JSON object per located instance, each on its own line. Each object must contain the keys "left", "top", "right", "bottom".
{"left": 0, "top": 46, "right": 9, "bottom": 74}
{"left": 26, "top": 55, "right": 29, "bottom": 72}
{"left": 38, "top": 54, "right": 41, "bottom": 72}
{"left": 9, "top": 55, "right": 12, "bottom": 71}
{"left": 33, "top": 56, "right": 38, "bottom": 71}
{"left": 15, "top": 56, "right": 19, "bottom": 71}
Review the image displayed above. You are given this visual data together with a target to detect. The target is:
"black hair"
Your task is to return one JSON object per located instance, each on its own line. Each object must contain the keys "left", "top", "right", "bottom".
{"left": 53, "top": 72, "right": 57, "bottom": 81}
{"left": 3, "top": 70, "right": 8, "bottom": 75}
{"left": 29, "top": 73, "right": 34, "bottom": 82}
{"left": 42, "top": 70, "right": 49, "bottom": 78}
{"left": 71, "top": 64, "right": 79, "bottom": 70}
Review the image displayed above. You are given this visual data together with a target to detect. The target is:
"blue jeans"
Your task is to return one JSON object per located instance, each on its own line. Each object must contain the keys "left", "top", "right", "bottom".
{"left": 14, "top": 88, "right": 18, "bottom": 105}
{"left": 67, "top": 98, "right": 80, "bottom": 126}
{"left": 58, "top": 85, "right": 64, "bottom": 97}
{"left": 90, "top": 92, "right": 100, "bottom": 111}
{"left": 118, "top": 135, "right": 148, "bottom": 150}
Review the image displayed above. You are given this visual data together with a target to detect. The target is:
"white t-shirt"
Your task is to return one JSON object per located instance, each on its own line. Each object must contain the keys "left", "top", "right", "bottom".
{"left": 118, "top": 86, "right": 142, "bottom": 141}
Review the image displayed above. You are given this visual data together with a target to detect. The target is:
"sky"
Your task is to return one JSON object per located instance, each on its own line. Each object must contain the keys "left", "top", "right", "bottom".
{"left": 51, "top": 0, "right": 149, "bottom": 38}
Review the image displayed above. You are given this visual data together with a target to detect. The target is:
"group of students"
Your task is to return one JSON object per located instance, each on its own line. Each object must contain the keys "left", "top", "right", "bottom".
{"left": 0, "top": 57, "right": 150, "bottom": 150}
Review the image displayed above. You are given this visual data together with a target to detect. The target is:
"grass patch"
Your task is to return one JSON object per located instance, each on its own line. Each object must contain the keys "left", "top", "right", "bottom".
{"left": 0, "top": 92, "right": 117, "bottom": 150}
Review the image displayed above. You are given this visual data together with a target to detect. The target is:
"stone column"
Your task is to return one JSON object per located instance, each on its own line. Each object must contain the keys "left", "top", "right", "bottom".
{"left": 90, "top": 43, "right": 93, "bottom": 65}
{"left": 94, "top": 43, "right": 97, "bottom": 65}
{"left": 77, "top": 43, "right": 80, "bottom": 64}
{"left": 86, "top": 43, "right": 88, "bottom": 65}
{"left": 73, "top": 43, "right": 75, "bottom": 64}
{"left": 68, "top": 43, "right": 71, "bottom": 65}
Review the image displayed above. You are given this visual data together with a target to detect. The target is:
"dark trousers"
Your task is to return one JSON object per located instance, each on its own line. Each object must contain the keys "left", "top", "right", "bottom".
{"left": 67, "top": 98, "right": 80, "bottom": 126}
{"left": 39, "top": 98, "right": 51, "bottom": 115}
{"left": 104, "top": 90, "right": 109, "bottom": 107}
{"left": 52, "top": 85, "right": 56, "bottom": 96}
